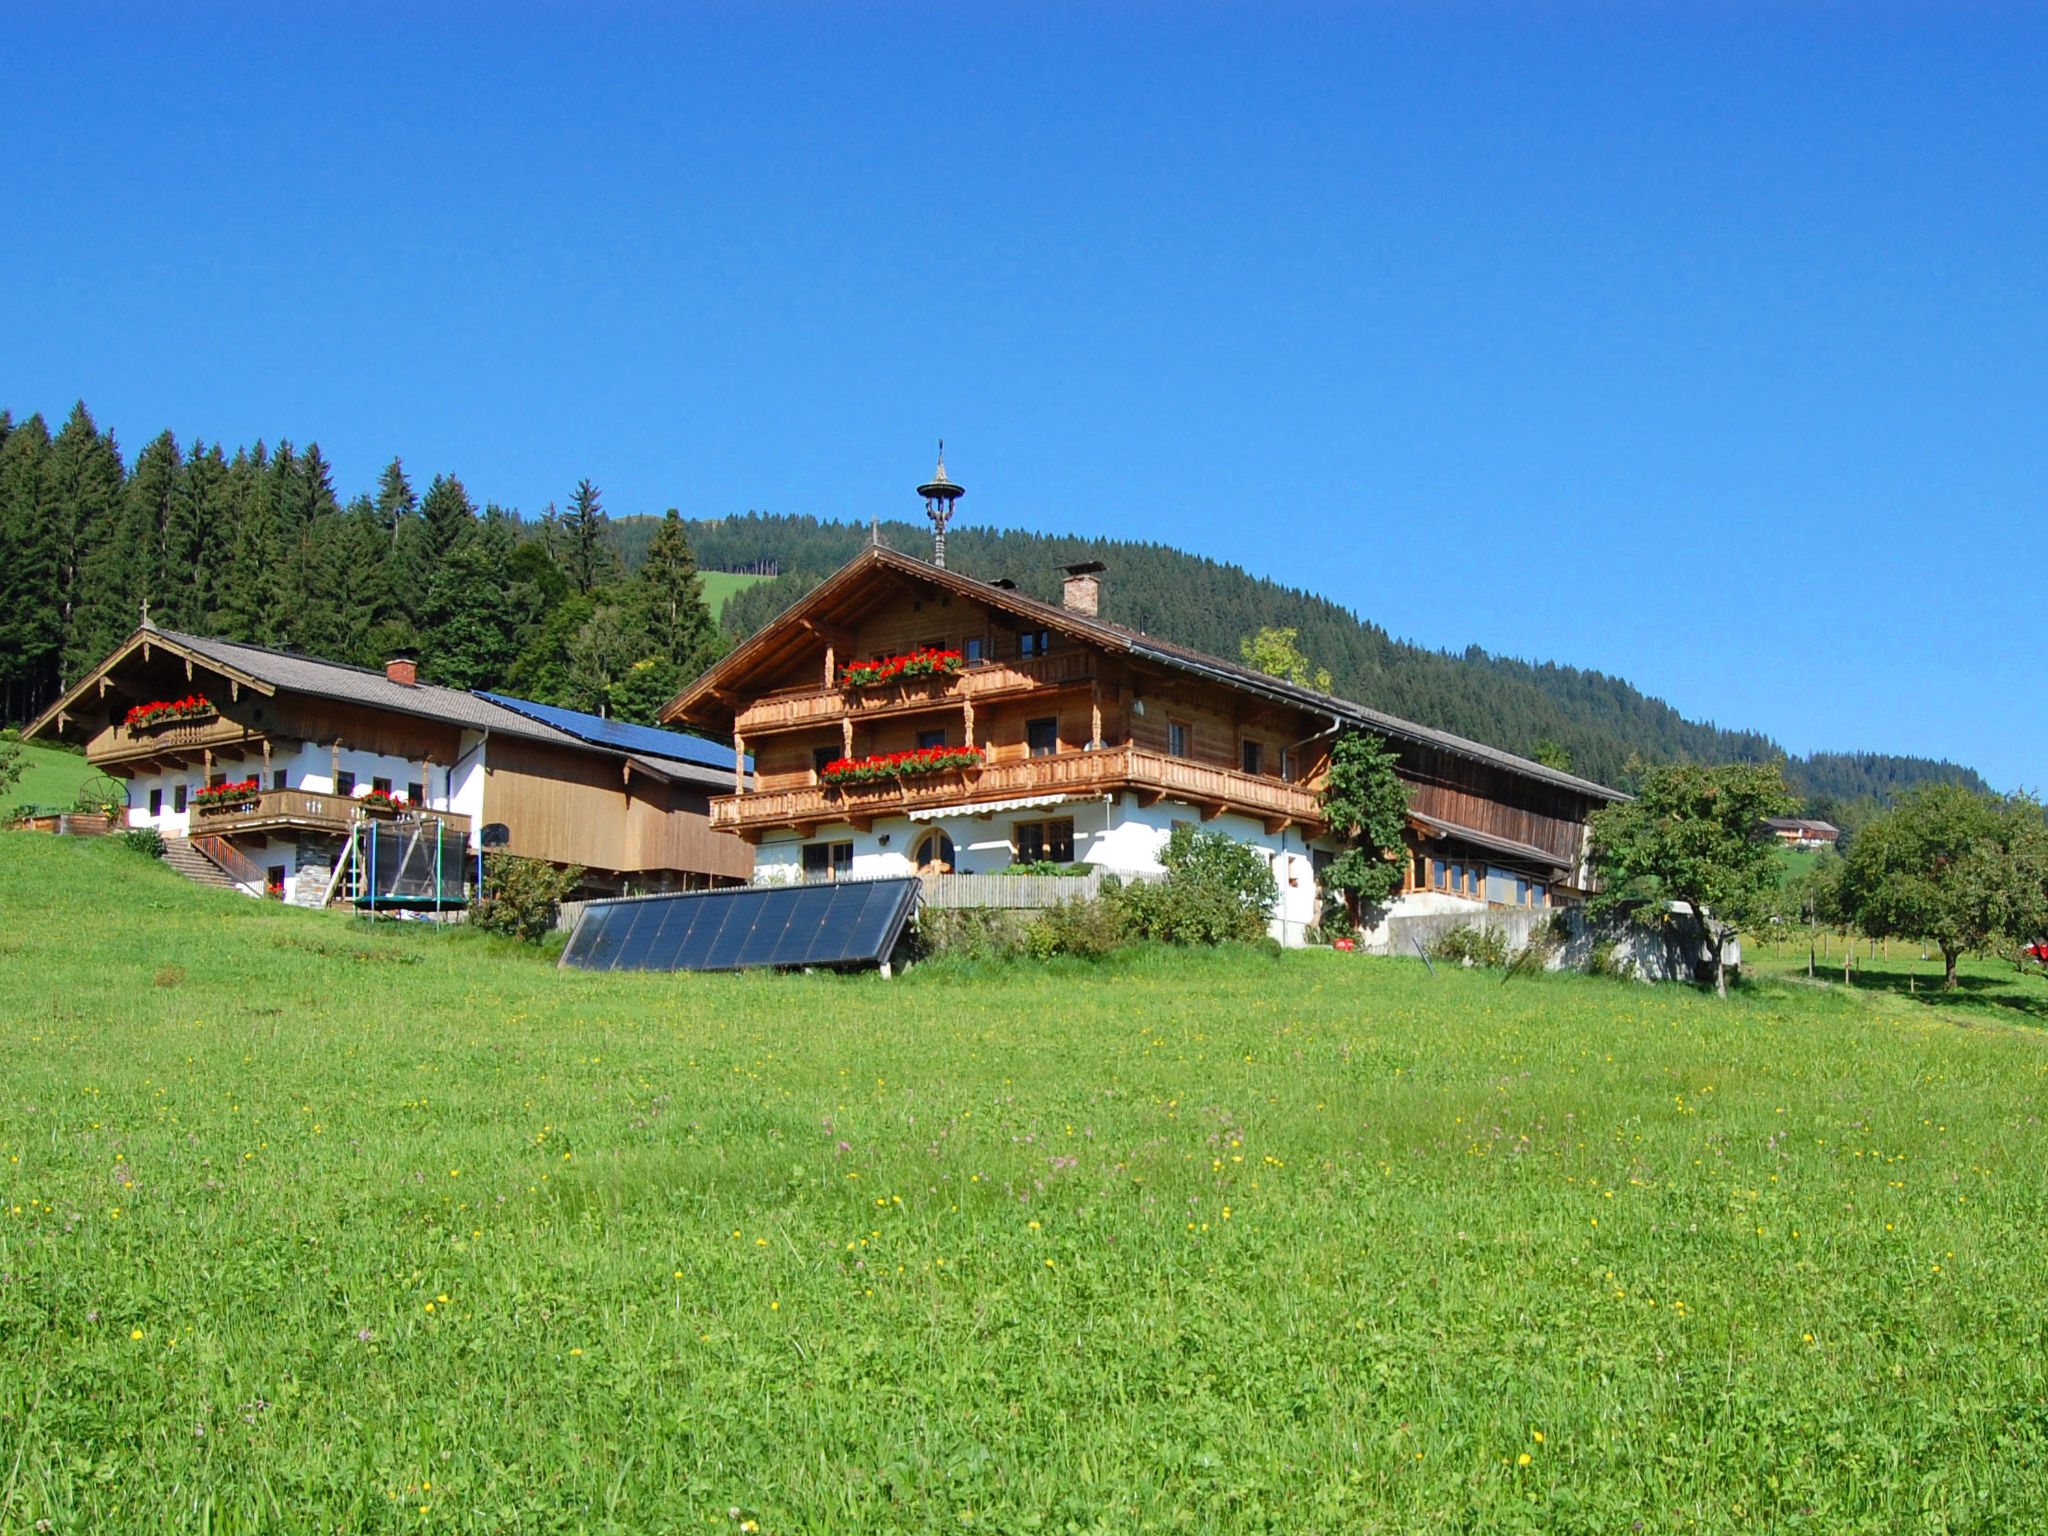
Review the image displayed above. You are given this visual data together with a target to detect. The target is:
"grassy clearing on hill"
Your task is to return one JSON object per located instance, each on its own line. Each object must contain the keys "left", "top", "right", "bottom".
{"left": 0, "top": 741, "right": 95, "bottom": 817}
{"left": 697, "top": 570, "right": 769, "bottom": 619}
{"left": 2, "top": 833, "right": 2047, "bottom": 1533}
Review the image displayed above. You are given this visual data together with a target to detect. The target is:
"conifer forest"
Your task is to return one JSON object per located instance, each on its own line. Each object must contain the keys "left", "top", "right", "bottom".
{"left": 0, "top": 401, "right": 1988, "bottom": 807}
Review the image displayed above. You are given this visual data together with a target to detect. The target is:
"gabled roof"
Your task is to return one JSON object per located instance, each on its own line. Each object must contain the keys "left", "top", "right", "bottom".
{"left": 664, "top": 545, "right": 1627, "bottom": 802}
{"left": 26, "top": 627, "right": 741, "bottom": 790}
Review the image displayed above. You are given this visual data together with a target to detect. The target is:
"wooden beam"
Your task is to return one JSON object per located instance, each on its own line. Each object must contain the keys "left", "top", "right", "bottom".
{"left": 847, "top": 813, "right": 874, "bottom": 834}
{"left": 1197, "top": 800, "right": 1226, "bottom": 822}
{"left": 1262, "top": 815, "right": 1292, "bottom": 836}
{"left": 1134, "top": 787, "right": 1165, "bottom": 809}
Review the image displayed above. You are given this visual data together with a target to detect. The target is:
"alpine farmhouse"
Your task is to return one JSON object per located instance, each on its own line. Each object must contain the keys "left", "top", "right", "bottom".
{"left": 25, "top": 627, "right": 752, "bottom": 901}
{"left": 661, "top": 544, "right": 1624, "bottom": 944}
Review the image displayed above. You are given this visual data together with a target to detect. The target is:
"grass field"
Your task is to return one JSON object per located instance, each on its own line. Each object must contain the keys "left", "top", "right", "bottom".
{"left": 699, "top": 571, "right": 770, "bottom": 619}
{"left": 0, "top": 741, "right": 96, "bottom": 818}
{"left": 3, "top": 833, "right": 2048, "bottom": 1532}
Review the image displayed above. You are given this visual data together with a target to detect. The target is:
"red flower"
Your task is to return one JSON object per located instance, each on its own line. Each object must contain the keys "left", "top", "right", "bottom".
{"left": 125, "top": 694, "right": 214, "bottom": 728}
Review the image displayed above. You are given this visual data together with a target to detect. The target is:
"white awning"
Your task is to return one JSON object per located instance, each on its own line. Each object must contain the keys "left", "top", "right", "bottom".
{"left": 907, "top": 792, "right": 1111, "bottom": 822}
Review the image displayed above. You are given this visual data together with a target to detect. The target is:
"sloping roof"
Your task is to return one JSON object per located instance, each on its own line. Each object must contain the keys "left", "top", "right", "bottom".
{"left": 476, "top": 692, "right": 746, "bottom": 774}
{"left": 25, "top": 628, "right": 742, "bottom": 792}
{"left": 1411, "top": 812, "right": 1574, "bottom": 873}
{"left": 666, "top": 545, "right": 1628, "bottom": 803}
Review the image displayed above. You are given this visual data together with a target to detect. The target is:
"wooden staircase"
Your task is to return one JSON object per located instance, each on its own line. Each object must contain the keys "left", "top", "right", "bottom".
{"left": 162, "top": 835, "right": 248, "bottom": 893}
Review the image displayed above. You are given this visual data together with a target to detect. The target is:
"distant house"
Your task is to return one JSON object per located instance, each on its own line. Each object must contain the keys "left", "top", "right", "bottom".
{"left": 24, "top": 626, "right": 752, "bottom": 901}
{"left": 661, "top": 544, "right": 1625, "bottom": 943}
{"left": 1764, "top": 817, "right": 1840, "bottom": 850}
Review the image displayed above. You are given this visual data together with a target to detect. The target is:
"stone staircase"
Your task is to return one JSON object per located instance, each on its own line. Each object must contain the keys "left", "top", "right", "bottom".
{"left": 162, "top": 835, "right": 244, "bottom": 893}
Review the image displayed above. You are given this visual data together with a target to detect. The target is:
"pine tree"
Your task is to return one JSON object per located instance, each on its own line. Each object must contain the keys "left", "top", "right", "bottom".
{"left": 629, "top": 510, "right": 719, "bottom": 673}
{"left": 421, "top": 512, "right": 519, "bottom": 690}
{"left": 374, "top": 458, "right": 417, "bottom": 538}
{"left": 561, "top": 479, "right": 621, "bottom": 596}
{"left": 0, "top": 414, "right": 60, "bottom": 720}
{"left": 420, "top": 473, "right": 478, "bottom": 560}
{"left": 50, "top": 402, "right": 128, "bottom": 682}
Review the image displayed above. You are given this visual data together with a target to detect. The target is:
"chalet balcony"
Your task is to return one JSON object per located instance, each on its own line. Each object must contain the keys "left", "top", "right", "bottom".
{"left": 188, "top": 787, "right": 471, "bottom": 841}
{"left": 92, "top": 714, "right": 275, "bottom": 770}
{"left": 734, "top": 651, "right": 1102, "bottom": 736}
{"left": 710, "top": 745, "right": 1326, "bottom": 840}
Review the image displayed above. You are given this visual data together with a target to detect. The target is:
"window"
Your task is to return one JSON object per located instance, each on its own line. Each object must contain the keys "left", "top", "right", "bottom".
{"left": 407, "top": 781, "right": 424, "bottom": 804}
{"left": 266, "top": 865, "right": 287, "bottom": 897}
{"left": 1168, "top": 721, "right": 1191, "bottom": 758}
{"left": 207, "top": 773, "right": 226, "bottom": 789}
{"left": 1412, "top": 850, "right": 1428, "bottom": 889}
{"left": 335, "top": 771, "right": 356, "bottom": 797}
{"left": 148, "top": 788, "right": 163, "bottom": 817}
{"left": 274, "top": 771, "right": 289, "bottom": 791}
{"left": 372, "top": 776, "right": 393, "bottom": 796}
{"left": 964, "top": 637, "right": 984, "bottom": 664}
{"left": 1026, "top": 717, "right": 1059, "bottom": 757}
{"left": 916, "top": 728, "right": 948, "bottom": 750}
{"left": 173, "top": 784, "right": 187, "bottom": 814}
{"left": 922, "top": 637, "right": 946, "bottom": 653}
{"left": 801, "top": 841, "right": 853, "bottom": 882}
{"left": 813, "top": 745, "right": 837, "bottom": 778}
{"left": 1014, "top": 818, "right": 1075, "bottom": 865}
{"left": 913, "top": 829, "right": 955, "bottom": 874}
{"left": 1241, "top": 740, "right": 1263, "bottom": 776}
{"left": 1018, "top": 629, "right": 1051, "bottom": 658}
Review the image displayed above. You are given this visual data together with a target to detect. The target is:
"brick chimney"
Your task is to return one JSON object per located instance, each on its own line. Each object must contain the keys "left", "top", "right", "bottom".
{"left": 1060, "top": 561, "right": 1105, "bottom": 617}
{"left": 385, "top": 654, "right": 418, "bottom": 687}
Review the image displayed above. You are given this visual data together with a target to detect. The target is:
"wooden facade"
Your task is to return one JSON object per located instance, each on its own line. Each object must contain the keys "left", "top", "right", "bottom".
{"left": 27, "top": 627, "right": 752, "bottom": 897}
{"left": 664, "top": 547, "right": 1623, "bottom": 907}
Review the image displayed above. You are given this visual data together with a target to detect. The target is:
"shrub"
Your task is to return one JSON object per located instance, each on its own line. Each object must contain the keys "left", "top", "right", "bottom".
{"left": 1023, "top": 896, "right": 1124, "bottom": 960}
{"left": 1106, "top": 826, "right": 1278, "bottom": 947}
{"left": 122, "top": 827, "right": 166, "bottom": 860}
{"left": 472, "top": 855, "right": 583, "bottom": 943}
{"left": 1429, "top": 924, "right": 1510, "bottom": 968}
{"left": 915, "top": 908, "right": 1028, "bottom": 962}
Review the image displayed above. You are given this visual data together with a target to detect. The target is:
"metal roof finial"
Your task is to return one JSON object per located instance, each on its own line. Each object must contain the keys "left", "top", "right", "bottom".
{"left": 916, "top": 440, "right": 964, "bottom": 569}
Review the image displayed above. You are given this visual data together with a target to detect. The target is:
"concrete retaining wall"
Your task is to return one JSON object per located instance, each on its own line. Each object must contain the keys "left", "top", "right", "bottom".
{"left": 1364, "top": 905, "right": 1738, "bottom": 984}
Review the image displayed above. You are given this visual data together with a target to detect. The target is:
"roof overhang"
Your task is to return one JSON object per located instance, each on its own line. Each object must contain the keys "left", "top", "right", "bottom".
{"left": 1410, "top": 812, "right": 1574, "bottom": 875}
{"left": 24, "top": 628, "right": 276, "bottom": 743}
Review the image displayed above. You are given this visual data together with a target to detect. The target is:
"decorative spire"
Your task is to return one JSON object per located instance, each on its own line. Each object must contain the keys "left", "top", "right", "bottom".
{"left": 916, "top": 441, "right": 964, "bottom": 568}
{"left": 140, "top": 596, "right": 154, "bottom": 631}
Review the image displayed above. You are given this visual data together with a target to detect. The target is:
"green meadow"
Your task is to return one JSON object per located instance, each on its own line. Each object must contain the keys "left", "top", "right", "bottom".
{"left": 0, "top": 742, "right": 95, "bottom": 819}
{"left": 698, "top": 571, "right": 770, "bottom": 620}
{"left": 3, "top": 832, "right": 2047, "bottom": 1534}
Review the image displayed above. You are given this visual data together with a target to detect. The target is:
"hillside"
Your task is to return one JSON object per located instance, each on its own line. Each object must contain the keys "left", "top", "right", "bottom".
{"left": 623, "top": 512, "right": 1989, "bottom": 800}
{"left": 1, "top": 828, "right": 2042, "bottom": 1530}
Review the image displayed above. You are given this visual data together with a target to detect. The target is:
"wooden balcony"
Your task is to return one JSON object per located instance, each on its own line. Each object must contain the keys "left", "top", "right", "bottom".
{"left": 92, "top": 715, "right": 274, "bottom": 769}
{"left": 735, "top": 651, "right": 1102, "bottom": 736}
{"left": 710, "top": 745, "right": 1325, "bottom": 839}
{"left": 189, "top": 788, "right": 471, "bottom": 841}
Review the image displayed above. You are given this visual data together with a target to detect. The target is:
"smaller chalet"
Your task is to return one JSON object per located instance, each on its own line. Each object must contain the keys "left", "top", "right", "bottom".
{"left": 25, "top": 627, "right": 753, "bottom": 902}
{"left": 662, "top": 545, "right": 1627, "bottom": 944}
{"left": 1764, "top": 817, "right": 1840, "bottom": 850}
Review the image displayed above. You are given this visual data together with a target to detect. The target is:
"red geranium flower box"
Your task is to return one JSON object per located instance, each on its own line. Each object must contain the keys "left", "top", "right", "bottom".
{"left": 125, "top": 695, "right": 215, "bottom": 730}
{"left": 820, "top": 745, "right": 984, "bottom": 787}
{"left": 839, "top": 649, "right": 967, "bottom": 690}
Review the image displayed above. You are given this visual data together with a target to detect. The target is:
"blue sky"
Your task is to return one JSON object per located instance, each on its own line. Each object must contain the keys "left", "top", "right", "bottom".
{"left": 3, "top": 4, "right": 2042, "bottom": 789}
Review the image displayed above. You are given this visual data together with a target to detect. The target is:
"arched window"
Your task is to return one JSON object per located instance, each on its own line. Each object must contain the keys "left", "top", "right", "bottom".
{"left": 913, "top": 829, "right": 955, "bottom": 875}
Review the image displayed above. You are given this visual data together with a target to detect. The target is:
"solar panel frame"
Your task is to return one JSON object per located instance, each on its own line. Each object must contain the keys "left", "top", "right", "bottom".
{"left": 559, "top": 878, "right": 921, "bottom": 974}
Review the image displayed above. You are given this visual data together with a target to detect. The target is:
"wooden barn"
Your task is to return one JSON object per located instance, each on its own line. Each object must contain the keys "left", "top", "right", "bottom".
{"left": 24, "top": 626, "right": 753, "bottom": 902}
{"left": 662, "top": 543, "right": 1625, "bottom": 943}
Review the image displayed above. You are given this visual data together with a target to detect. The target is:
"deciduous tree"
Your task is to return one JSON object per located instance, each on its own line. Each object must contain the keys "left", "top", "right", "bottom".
{"left": 1318, "top": 731, "right": 1412, "bottom": 926}
{"left": 1588, "top": 759, "right": 1797, "bottom": 997}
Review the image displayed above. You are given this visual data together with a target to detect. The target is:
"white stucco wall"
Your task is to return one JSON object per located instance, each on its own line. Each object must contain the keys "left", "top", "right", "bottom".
{"left": 750, "top": 790, "right": 1338, "bottom": 945}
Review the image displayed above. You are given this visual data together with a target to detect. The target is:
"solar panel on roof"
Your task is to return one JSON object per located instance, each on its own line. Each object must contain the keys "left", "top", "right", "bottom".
{"left": 559, "top": 879, "right": 921, "bottom": 974}
{"left": 474, "top": 690, "right": 746, "bottom": 772}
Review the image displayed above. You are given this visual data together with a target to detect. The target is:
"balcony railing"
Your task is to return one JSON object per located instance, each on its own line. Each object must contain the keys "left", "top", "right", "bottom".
{"left": 710, "top": 745, "right": 1324, "bottom": 836}
{"left": 93, "top": 716, "right": 270, "bottom": 766}
{"left": 735, "top": 651, "right": 1102, "bottom": 735}
{"left": 189, "top": 788, "right": 471, "bottom": 841}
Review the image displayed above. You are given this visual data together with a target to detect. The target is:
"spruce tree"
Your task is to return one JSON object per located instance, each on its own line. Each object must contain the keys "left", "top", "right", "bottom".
{"left": 0, "top": 414, "right": 60, "bottom": 720}
{"left": 420, "top": 473, "right": 478, "bottom": 560}
{"left": 421, "top": 512, "right": 519, "bottom": 691}
{"left": 51, "top": 402, "right": 128, "bottom": 683}
{"left": 561, "top": 479, "right": 621, "bottom": 595}
{"left": 629, "top": 509, "right": 719, "bottom": 674}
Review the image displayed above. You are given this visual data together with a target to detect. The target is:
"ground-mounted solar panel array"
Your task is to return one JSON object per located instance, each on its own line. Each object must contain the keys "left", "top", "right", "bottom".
{"left": 558, "top": 878, "right": 922, "bottom": 973}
